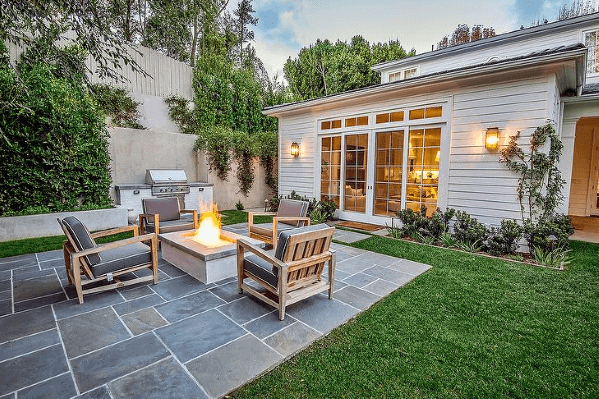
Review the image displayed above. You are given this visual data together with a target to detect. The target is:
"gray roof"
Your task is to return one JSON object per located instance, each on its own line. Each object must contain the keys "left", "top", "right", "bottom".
{"left": 372, "top": 12, "right": 599, "bottom": 71}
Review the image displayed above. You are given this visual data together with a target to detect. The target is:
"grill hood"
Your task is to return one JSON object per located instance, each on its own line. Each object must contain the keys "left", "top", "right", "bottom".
{"left": 145, "top": 169, "right": 188, "bottom": 185}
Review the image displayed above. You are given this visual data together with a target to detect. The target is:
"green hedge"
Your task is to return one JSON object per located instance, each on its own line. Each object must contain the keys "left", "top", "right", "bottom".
{"left": 0, "top": 44, "right": 112, "bottom": 216}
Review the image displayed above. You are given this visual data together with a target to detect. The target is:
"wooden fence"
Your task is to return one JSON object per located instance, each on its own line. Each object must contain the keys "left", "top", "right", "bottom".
{"left": 6, "top": 31, "right": 193, "bottom": 100}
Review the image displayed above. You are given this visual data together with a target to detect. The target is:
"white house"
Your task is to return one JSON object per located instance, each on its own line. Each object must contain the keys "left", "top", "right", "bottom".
{"left": 264, "top": 13, "right": 599, "bottom": 228}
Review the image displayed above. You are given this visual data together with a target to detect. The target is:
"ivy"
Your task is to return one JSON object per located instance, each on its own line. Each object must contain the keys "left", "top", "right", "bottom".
{"left": 90, "top": 83, "right": 144, "bottom": 129}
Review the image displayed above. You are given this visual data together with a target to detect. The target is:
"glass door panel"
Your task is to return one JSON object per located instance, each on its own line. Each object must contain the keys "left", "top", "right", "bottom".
{"left": 407, "top": 128, "right": 441, "bottom": 217}
{"left": 321, "top": 136, "right": 342, "bottom": 207}
{"left": 373, "top": 130, "right": 404, "bottom": 216}
{"left": 344, "top": 133, "right": 368, "bottom": 213}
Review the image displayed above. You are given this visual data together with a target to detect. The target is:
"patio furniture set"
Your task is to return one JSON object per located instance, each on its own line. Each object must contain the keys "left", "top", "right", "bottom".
{"left": 58, "top": 198, "right": 334, "bottom": 320}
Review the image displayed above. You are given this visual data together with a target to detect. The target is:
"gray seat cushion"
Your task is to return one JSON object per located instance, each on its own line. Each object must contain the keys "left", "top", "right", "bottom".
{"left": 277, "top": 199, "right": 309, "bottom": 227}
{"left": 243, "top": 254, "right": 278, "bottom": 288}
{"left": 142, "top": 197, "right": 180, "bottom": 222}
{"left": 249, "top": 222, "right": 295, "bottom": 238}
{"left": 145, "top": 218, "right": 195, "bottom": 234}
{"left": 90, "top": 242, "right": 152, "bottom": 277}
{"left": 61, "top": 216, "right": 102, "bottom": 266}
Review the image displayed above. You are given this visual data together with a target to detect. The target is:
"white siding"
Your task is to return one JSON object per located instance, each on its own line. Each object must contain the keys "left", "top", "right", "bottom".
{"left": 278, "top": 114, "right": 317, "bottom": 198}
{"left": 277, "top": 70, "right": 562, "bottom": 227}
{"left": 448, "top": 76, "right": 553, "bottom": 226}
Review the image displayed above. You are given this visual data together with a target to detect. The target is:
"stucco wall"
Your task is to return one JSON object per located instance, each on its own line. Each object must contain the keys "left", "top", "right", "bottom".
{"left": 197, "top": 151, "right": 276, "bottom": 210}
{"left": 109, "top": 128, "right": 274, "bottom": 211}
{"left": 108, "top": 128, "right": 199, "bottom": 189}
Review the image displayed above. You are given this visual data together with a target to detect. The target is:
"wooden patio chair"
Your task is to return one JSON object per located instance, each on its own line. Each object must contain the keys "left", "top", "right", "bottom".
{"left": 139, "top": 197, "right": 198, "bottom": 235}
{"left": 247, "top": 199, "right": 311, "bottom": 248}
{"left": 237, "top": 224, "right": 336, "bottom": 320}
{"left": 58, "top": 216, "right": 159, "bottom": 304}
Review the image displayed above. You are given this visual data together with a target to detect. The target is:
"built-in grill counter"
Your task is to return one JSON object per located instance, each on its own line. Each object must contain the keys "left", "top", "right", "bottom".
{"left": 115, "top": 169, "right": 213, "bottom": 224}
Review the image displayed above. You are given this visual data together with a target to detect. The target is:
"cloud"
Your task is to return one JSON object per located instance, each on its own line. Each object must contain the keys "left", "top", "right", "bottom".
{"left": 247, "top": 0, "right": 570, "bottom": 80}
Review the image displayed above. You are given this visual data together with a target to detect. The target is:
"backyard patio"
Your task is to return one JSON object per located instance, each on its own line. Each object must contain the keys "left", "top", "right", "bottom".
{"left": 0, "top": 223, "right": 431, "bottom": 399}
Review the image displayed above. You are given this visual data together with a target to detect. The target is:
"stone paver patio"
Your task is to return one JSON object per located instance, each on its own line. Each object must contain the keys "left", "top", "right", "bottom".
{"left": 0, "top": 224, "right": 431, "bottom": 399}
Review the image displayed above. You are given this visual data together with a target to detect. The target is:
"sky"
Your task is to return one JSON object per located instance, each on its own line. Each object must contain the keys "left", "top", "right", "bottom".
{"left": 233, "top": 0, "right": 588, "bottom": 80}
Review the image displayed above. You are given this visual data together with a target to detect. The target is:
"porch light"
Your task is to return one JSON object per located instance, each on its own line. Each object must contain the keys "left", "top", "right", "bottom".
{"left": 290, "top": 142, "right": 300, "bottom": 157}
{"left": 485, "top": 127, "right": 499, "bottom": 150}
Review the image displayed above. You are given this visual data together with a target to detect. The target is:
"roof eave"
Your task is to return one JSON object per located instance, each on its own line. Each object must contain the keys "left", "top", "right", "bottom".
{"left": 264, "top": 48, "right": 586, "bottom": 117}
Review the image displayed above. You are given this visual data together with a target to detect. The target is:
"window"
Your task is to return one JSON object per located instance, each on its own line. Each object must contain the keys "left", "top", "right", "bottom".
{"left": 388, "top": 67, "right": 420, "bottom": 82}
{"left": 320, "top": 136, "right": 342, "bottom": 207}
{"left": 321, "top": 119, "right": 342, "bottom": 130}
{"left": 585, "top": 30, "right": 599, "bottom": 74}
{"left": 405, "top": 128, "right": 441, "bottom": 217}
{"left": 344, "top": 134, "right": 368, "bottom": 213}
{"left": 376, "top": 110, "right": 404, "bottom": 124}
{"left": 345, "top": 115, "right": 369, "bottom": 127}
{"left": 409, "top": 106, "right": 442, "bottom": 120}
{"left": 374, "top": 131, "right": 404, "bottom": 216}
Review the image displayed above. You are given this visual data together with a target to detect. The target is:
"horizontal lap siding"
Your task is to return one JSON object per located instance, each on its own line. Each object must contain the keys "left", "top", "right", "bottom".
{"left": 416, "top": 30, "right": 580, "bottom": 76}
{"left": 448, "top": 77, "right": 552, "bottom": 225}
{"left": 279, "top": 115, "right": 317, "bottom": 198}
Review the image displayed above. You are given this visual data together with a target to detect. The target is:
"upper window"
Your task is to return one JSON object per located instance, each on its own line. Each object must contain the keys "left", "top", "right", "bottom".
{"left": 388, "top": 67, "right": 420, "bottom": 83}
{"left": 585, "top": 30, "right": 599, "bottom": 74}
{"left": 321, "top": 119, "right": 342, "bottom": 130}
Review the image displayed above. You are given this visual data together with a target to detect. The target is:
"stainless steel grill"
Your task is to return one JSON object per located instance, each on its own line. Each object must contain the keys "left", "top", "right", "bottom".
{"left": 145, "top": 169, "right": 190, "bottom": 197}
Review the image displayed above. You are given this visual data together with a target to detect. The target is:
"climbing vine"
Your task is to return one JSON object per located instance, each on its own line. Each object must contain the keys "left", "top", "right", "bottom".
{"left": 499, "top": 123, "right": 565, "bottom": 223}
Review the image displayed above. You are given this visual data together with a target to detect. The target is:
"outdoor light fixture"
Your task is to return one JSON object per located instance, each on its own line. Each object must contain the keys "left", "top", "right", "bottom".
{"left": 485, "top": 127, "right": 499, "bottom": 150}
{"left": 290, "top": 142, "right": 300, "bottom": 156}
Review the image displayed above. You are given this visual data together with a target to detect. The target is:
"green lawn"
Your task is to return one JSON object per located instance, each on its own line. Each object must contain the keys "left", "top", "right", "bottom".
{"left": 231, "top": 237, "right": 599, "bottom": 398}
{"left": 0, "top": 210, "right": 269, "bottom": 259}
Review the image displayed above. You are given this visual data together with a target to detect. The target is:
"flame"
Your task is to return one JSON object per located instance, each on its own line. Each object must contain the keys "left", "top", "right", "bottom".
{"left": 189, "top": 203, "right": 231, "bottom": 247}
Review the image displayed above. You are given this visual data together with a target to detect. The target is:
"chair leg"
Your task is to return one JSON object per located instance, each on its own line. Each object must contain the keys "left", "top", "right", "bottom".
{"left": 237, "top": 243, "right": 244, "bottom": 294}
{"left": 151, "top": 235, "right": 159, "bottom": 284}
{"left": 328, "top": 252, "right": 336, "bottom": 300}
{"left": 63, "top": 243, "right": 73, "bottom": 285}
{"left": 72, "top": 257, "right": 84, "bottom": 304}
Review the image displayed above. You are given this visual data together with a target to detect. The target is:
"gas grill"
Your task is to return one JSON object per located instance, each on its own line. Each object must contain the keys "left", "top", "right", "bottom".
{"left": 145, "top": 169, "right": 190, "bottom": 197}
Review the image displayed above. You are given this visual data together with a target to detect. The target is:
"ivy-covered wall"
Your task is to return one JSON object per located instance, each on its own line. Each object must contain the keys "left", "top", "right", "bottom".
{"left": 0, "top": 43, "right": 112, "bottom": 216}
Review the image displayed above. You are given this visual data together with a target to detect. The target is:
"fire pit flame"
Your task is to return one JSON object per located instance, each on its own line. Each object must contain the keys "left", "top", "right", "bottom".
{"left": 189, "top": 204, "right": 232, "bottom": 248}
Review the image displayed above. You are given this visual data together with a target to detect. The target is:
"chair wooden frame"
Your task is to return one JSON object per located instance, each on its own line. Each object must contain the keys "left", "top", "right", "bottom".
{"left": 59, "top": 223, "right": 159, "bottom": 304}
{"left": 237, "top": 226, "right": 336, "bottom": 320}
{"left": 138, "top": 199, "right": 198, "bottom": 236}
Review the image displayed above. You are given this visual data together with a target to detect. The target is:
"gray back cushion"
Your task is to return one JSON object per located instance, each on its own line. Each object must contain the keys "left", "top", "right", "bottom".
{"left": 277, "top": 199, "right": 309, "bottom": 227}
{"left": 274, "top": 223, "right": 330, "bottom": 261}
{"left": 142, "top": 197, "right": 180, "bottom": 222}
{"left": 61, "top": 216, "right": 102, "bottom": 266}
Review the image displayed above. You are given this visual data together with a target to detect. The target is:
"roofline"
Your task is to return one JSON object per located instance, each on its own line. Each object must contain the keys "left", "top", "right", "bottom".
{"left": 372, "top": 12, "right": 599, "bottom": 72}
{"left": 264, "top": 46, "right": 586, "bottom": 117}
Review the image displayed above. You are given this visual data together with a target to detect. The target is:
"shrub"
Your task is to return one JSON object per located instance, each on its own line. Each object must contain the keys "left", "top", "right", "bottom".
{"left": 0, "top": 46, "right": 112, "bottom": 216}
{"left": 523, "top": 215, "right": 574, "bottom": 253}
{"left": 452, "top": 211, "right": 488, "bottom": 250}
{"left": 235, "top": 200, "right": 244, "bottom": 210}
{"left": 486, "top": 219, "right": 524, "bottom": 256}
{"left": 394, "top": 207, "right": 429, "bottom": 238}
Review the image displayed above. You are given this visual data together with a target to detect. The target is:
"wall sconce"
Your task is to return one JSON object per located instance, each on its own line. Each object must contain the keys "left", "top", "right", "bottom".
{"left": 485, "top": 127, "right": 499, "bottom": 150}
{"left": 290, "top": 142, "right": 300, "bottom": 157}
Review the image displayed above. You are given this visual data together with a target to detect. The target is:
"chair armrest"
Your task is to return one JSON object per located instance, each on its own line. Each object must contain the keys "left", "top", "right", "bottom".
{"left": 180, "top": 209, "right": 198, "bottom": 228}
{"left": 139, "top": 213, "right": 159, "bottom": 234}
{"left": 237, "top": 238, "right": 286, "bottom": 270}
{"left": 273, "top": 216, "right": 311, "bottom": 225}
{"left": 72, "top": 233, "right": 157, "bottom": 260}
{"left": 91, "top": 225, "right": 139, "bottom": 239}
{"left": 138, "top": 213, "right": 159, "bottom": 223}
{"left": 248, "top": 211, "right": 276, "bottom": 226}
{"left": 286, "top": 251, "right": 333, "bottom": 270}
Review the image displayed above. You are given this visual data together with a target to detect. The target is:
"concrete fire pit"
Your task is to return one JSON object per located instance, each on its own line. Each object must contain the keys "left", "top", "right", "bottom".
{"left": 158, "top": 230, "right": 268, "bottom": 284}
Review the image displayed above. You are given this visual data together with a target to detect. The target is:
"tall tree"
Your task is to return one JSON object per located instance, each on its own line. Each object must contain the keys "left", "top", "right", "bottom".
{"left": 436, "top": 24, "right": 496, "bottom": 50}
{"left": 232, "top": 0, "right": 259, "bottom": 64}
{"left": 558, "top": 0, "right": 598, "bottom": 20}
{"left": 284, "top": 36, "right": 414, "bottom": 101}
